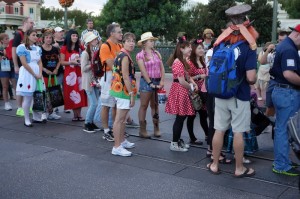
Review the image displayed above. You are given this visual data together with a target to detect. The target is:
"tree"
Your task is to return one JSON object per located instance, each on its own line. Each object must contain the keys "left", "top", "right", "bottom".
{"left": 279, "top": 0, "right": 300, "bottom": 18}
{"left": 96, "top": 0, "right": 187, "bottom": 41}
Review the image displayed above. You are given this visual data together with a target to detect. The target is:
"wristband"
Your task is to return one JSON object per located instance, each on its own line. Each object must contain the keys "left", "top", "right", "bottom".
{"left": 148, "top": 81, "right": 153, "bottom": 85}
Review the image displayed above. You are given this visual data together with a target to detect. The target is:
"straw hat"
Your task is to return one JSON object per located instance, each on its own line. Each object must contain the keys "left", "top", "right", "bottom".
{"left": 203, "top": 29, "right": 214, "bottom": 36}
{"left": 83, "top": 32, "right": 98, "bottom": 44}
{"left": 137, "top": 32, "right": 158, "bottom": 46}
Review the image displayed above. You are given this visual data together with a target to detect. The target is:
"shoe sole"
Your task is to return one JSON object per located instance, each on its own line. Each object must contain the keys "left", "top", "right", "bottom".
{"left": 122, "top": 145, "right": 135, "bottom": 149}
{"left": 170, "top": 148, "right": 188, "bottom": 152}
{"left": 111, "top": 152, "right": 132, "bottom": 157}
{"left": 272, "top": 168, "right": 299, "bottom": 176}
{"left": 83, "top": 129, "right": 96, "bottom": 133}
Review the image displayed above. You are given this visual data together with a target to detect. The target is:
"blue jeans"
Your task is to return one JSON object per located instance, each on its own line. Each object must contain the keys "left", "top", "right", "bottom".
{"left": 94, "top": 91, "right": 113, "bottom": 128}
{"left": 85, "top": 87, "right": 99, "bottom": 124}
{"left": 272, "top": 86, "right": 300, "bottom": 171}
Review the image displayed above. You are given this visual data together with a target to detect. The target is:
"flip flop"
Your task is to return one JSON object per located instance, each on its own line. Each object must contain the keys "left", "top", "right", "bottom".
{"left": 77, "top": 117, "right": 85, "bottom": 121}
{"left": 234, "top": 168, "right": 255, "bottom": 178}
{"left": 207, "top": 163, "right": 221, "bottom": 175}
{"left": 211, "top": 155, "right": 232, "bottom": 164}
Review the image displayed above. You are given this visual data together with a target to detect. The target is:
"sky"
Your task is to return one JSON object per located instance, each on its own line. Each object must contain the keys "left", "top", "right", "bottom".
{"left": 43, "top": 0, "right": 209, "bottom": 16}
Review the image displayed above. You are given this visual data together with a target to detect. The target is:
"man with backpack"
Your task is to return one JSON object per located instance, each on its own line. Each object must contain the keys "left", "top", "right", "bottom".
{"left": 11, "top": 17, "right": 34, "bottom": 116}
{"left": 206, "top": 4, "right": 257, "bottom": 178}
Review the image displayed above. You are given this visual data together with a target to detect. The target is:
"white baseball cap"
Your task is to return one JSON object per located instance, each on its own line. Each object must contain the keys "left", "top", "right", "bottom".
{"left": 54, "top": 27, "right": 64, "bottom": 32}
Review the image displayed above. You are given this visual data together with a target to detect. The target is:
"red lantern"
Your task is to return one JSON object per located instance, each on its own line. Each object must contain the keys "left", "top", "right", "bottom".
{"left": 58, "top": 0, "right": 74, "bottom": 8}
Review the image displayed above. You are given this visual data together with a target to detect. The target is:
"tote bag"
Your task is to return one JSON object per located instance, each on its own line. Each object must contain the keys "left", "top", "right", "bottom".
{"left": 1, "top": 58, "right": 11, "bottom": 71}
{"left": 47, "top": 75, "right": 64, "bottom": 108}
{"left": 32, "top": 79, "right": 46, "bottom": 111}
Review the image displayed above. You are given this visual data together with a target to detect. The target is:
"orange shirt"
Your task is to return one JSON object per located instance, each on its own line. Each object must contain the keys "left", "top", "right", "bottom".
{"left": 99, "top": 39, "right": 122, "bottom": 71}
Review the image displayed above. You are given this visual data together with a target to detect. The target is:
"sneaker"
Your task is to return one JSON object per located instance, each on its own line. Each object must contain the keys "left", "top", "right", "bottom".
{"left": 126, "top": 119, "right": 140, "bottom": 128}
{"left": 48, "top": 113, "right": 61, "bottom": 120}
{"left": 111, "top": 146, "right": 132, "bottom": 157}
{"left": 41, "top": 113, "right": 47, "bottom": 122}
{"left": 102, "top": 131, "right": 114, "bottom": 142}
{"left": 124, "top": 132, "right": 130, "bottom": 138}
{"left": 170, "top": 142, "right": 188, "bottom": 152}
{"left": 64, "top": 109, "right": 71, "bottom": 113}
{"left": 121, "top": 139, "right": 135, "bottom": 149}
{"left": 257, "top": 97, "right": 263, "bottom": 101}
{"left": 54, "top": 108, "right": 59, "bottom": 113}
{"left": 4, "top": 102, "right": 12, "bottom": 111}
{"left": 179, "top": 139, "right": 190, "bottom": 149}
{"left": 16, "top": 107, "right": 24, "bottom": 117}
{"left": 272, "top": 168, "right": 300, "bottom": 176}
{"left": 91, "top": 123, "right": 101, "bottom": 131}
{"left": 30, "top": 108, "right": 33, "bottom": 114}
{"left": 83, "top": 123, "right": 96, "bottom": 133}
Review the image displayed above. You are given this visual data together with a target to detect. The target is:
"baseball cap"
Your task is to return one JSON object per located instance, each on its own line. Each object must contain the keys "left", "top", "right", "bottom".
{"left": 54, "top": 27, "right": 64, "bottom": 32}
{"left": 289, "top": 24, "right": 300, "bottom": 33}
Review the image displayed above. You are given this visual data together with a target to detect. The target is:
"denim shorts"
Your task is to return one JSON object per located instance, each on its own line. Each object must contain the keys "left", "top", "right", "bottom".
{"left": 139, "top": 77, "right": 161, "bottom": 92}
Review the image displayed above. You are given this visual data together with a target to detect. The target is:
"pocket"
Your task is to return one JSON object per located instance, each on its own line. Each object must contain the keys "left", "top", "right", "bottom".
{"left": 272, "top": 88, "right": 290, "bottom": 108}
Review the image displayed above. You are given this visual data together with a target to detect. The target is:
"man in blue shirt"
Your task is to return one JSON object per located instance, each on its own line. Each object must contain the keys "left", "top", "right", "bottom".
{"left": 270, "top": 24, "right": 300, "bottom": 176}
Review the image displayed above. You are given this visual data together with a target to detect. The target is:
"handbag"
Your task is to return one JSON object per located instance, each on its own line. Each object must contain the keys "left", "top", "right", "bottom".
{"left": 288, "top": 110, "right": 300, "bottom": 160}
{"left": 47, "top": 75, "right": 64, "bottom": 108}
{"left": 32, "top": 79, "right": 46, "bottom": 111}
{"left": 1, "top": 58, "right": 11, "bottom": 71}
{"left": 189, "top": 91, "right": 202, "bottom": 111}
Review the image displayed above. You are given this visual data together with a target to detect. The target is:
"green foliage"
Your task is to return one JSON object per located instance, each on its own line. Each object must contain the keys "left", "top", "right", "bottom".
{"left": 96, "top": 0, "right": 187, "bottom": 41}
{"left": 279, "top": 0, "right": 300, "bottom": 18}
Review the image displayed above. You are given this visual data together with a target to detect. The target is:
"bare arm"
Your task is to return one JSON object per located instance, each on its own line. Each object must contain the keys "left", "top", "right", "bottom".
{"left": 19, "top": 56, "right": 37, "bottom": 78}
{"left": 283, "top": 70, "right": 300, "bottom": 86}
{"left": 246, "top": 69, "right": 257, "bottom": 85}
{"left": 121, "top": 56, "right": 135, "bottom": 107}
{"left": 137, "top": 59, "right": 152, "bottom": 84}
{"left": 260, "top": 44, "right": 275, "bottom": 65}
{"left": 12, "top": 47, "right": 19, "bottom": 73}
{"left": 105, "top": 58, "right": 114, "bottom": 70}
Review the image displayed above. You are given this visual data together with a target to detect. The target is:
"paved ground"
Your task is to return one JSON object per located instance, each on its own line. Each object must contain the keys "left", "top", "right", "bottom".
{"left": 0, "top": 73, "right": 299, "bottom": 199}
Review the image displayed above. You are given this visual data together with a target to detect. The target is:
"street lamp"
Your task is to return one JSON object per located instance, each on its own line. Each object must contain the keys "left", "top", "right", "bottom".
{"left": 58, "top": 0, "right": 75, "bottom": 30}
{"left": 271, "top": 0, "right": 278, "bottom": 43}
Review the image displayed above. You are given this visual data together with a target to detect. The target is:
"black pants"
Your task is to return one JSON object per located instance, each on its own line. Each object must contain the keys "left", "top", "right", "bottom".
{"left": 187, "top": 109, "right": 209, "bottom": 142}
{"left": 206, "top": 94, "right": 215, "bottom": 150}
{"left": 173, "top": 115, "right": 187, "bottom": 142}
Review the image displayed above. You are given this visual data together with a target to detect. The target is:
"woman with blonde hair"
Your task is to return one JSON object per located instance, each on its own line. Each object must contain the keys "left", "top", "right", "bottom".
{"left": 136, "top": 32, "right": 165, "bottom": 138}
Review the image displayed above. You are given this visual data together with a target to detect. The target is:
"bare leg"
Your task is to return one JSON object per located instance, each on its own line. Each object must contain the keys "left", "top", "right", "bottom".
{"left": 209, "top": 130, "right": 225, "bottom": 172}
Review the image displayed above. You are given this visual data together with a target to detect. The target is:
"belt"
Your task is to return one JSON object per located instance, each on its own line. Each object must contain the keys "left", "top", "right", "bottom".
{"left": 141, "top": 76, "right": 161, "bottom": 81}
{"left": 275, "top": 83, "right": 299, "bottom": 90}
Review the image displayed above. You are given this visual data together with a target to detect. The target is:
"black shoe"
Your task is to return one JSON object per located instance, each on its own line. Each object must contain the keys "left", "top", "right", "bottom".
{"left": 24, "top": 123, "right": 33, "bottom": 127}
{"left": 83, "top": 123, "right": 96, "bottom": 133}
{"left": 91, "top": 123, "right": 101, "bottom": 131}
{"left": 102, "top": 130, "right": 114, "bottom": 142}
{"left": 190, "top": 140, "right": 203, "bottom": 146}
{"left": 32, "top": 119, "right": 43, "bottom": 123}
{"left": 124, "top": 132, "right": 130, "bottom": 138}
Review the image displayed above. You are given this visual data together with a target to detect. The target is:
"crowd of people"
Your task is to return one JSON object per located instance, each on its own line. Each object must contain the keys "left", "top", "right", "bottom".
{"left": 0, "top": 3, "right": 300, "bottom": 178}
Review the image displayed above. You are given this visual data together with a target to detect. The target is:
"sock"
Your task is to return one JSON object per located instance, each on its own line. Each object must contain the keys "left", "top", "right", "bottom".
{"left": 104, "top": 128, "right": 110, "bottom": 134}
{"left": 23, "top": 96, "right": 32, "bottom": 125}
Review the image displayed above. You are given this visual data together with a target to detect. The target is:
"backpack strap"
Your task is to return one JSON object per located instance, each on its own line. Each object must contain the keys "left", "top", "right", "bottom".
{"left": 230, "top": 40, "right": 245, "bottom": 49}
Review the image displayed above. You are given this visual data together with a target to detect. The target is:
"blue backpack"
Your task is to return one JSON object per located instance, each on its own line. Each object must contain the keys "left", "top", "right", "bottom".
{"left": 207, "top": 40, "right": 245, "bottom": 98}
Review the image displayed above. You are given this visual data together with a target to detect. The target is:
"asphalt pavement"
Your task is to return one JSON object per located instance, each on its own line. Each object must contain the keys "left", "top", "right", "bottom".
{"left": 0, "top": 72, "right": 299, "bottom": 199}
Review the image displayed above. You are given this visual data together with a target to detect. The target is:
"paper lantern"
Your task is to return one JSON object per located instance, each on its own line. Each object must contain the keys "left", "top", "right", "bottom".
{"left": 58, "top": 0, "right": 75, "bottom": 8}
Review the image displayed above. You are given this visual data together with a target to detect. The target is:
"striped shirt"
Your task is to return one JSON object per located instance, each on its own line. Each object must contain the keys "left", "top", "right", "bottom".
{"left": 80, "top": 29, "right": 102, "bottom": 51}
{"left": 136, "top": 49, "right": 161, "bottom": 78}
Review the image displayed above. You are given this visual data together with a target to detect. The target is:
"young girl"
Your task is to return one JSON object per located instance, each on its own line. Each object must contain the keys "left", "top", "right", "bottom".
{"left": 16, "top": 29, "right": 43, "bottom": 127}
{"left": 60, "top": 29, "right": 87, "bottom": 121}
{"left": 80, "top": 32, "right": 101, "bottom": 133}
{"left": 165, "top": 36, "right": 198, "bottom": 152}
{"left": 136, "top": 32, "right": 165, "bottom": 138}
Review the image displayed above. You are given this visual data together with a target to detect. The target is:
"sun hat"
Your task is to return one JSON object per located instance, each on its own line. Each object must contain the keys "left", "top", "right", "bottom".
{"left": 83, "top": 32, "right": 98, "bottom": 44}
{"left": 289, "top": 24, "right": 300, "bottom": 33}
{"left": 137, "top": 32, "right": 158, "bottom": 46}
{"left": 54, "top": 27, "right": 64, "bottom": 32}
{"left": 203, "top": 29, "right": 214, "bottom": 36}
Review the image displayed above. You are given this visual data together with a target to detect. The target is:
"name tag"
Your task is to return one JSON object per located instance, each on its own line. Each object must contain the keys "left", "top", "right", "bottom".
{"left": 287, "top": 59, "right": 295, "bottom": 67}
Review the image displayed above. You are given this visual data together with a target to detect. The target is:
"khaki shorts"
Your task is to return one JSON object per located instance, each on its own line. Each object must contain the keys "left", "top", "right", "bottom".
{"left": 214, "top": 97, "right": 251, "bottom": 133}
{"left": 100, "top": 71, "right": 116, "bottom": 107}
{"left": 115, "top": 97, "right": 131, "bottom": 110}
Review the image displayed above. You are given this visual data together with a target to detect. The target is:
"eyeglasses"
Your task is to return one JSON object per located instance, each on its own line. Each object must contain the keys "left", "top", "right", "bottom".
{"left": 114, "top": 31, "right": 122, "bottom": 34}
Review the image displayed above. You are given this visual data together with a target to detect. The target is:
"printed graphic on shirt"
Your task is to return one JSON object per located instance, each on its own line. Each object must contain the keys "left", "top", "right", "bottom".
{"left": 287, "top": 59, "right": 295, "bottom": 67}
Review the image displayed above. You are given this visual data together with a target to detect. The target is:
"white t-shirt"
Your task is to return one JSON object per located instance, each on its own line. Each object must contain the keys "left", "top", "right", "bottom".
{"left": 205, "top": 48, "right": 213, "bottom": 67}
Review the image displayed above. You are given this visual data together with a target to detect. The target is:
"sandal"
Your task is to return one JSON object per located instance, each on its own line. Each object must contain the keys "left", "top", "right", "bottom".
{"left": 77, "top": 117, "right": 85, "bottom": 121}
{"left": 211, "top": 155, "right": 232, "bottom": 164}
{"left": 234, "top": 167, "right": 255, "bottom": 178}
{"left": 207, "top": 163, "right": 221, "bottom": 175}
{"left": 206, "top": 150, "right": 212, "bottom": 158}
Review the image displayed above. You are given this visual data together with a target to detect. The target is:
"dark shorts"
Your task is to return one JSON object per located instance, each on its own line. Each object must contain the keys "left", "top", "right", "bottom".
{"left": 0, "top": 69, "right": 15, "bottom": 78}
{"left": 139, "top": 77, "right": 161, "bottom": 92}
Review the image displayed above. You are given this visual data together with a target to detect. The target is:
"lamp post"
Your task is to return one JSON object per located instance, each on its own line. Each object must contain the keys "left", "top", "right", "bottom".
{"left": 271, "top": 0, "right": 278, "bottom": 43}
{"left": 58, "top": 0, "right": 75, "bottom": 30}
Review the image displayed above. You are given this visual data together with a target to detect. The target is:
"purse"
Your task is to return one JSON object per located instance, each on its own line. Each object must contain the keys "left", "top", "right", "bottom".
{"left": 189, "top": 91, "right": 202, "bottom": 111}
{"left": 32, "top": 79, "right": 46, "bottom": 111}
{"left": 1, "top": 58, "right": 11, "bottom": 71}
{"left": 47, "top": 75, "right": 64, "bottom": 108}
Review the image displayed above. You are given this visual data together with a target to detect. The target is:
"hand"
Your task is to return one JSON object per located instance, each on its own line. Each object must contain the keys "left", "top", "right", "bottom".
{"left": 159, "top": 81, "right": 164, "bottom": 89}
{"left": 70, "top": 60, "right": 80, "bottom": 65}
{"left": 52, "top": 69, "right": 58, "bottom": 75}
{"left": 200, "top": 74, "right": 206, "bottom": 79}
{"left": 267, "top": 44, "right": 275, "bottom": 53}
{"left": 194, "top": 84, "right": 199, "bottom": 91}
{"left": 150, "top": 83, "right": 156, "bottom": 89}
{"left": 46, "top": 70, "right": 52, "bottom": 75}
{"left": 14, "top": 66, "right": 19, "bottom": 74}
{"left": 130, "top": 95, "right": 135, "bottom": 107}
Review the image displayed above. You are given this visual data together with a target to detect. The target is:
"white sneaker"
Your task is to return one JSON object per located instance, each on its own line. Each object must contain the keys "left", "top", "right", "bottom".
{"left": 41, "top": 113, "right": 47, "bottom": 122}
{"left": 257, "top": 97, "right": 263, "bottom": 101}
{"left": 179, "top": 139, "right": 190, "bottom": 149}
{"left": 111, "top": 146, "right": 132, "bottom": 157}
{"left": 4, "top": 102, "right": 12, "bottom": 111}
{"left": 48, "top": 113, "right": 61, "bottom": 120}
{"left": 121, "top": 139, "right": 135, "bottom": 149}
{"left": 170, "top": 142, "right": 188, "bottom": 152}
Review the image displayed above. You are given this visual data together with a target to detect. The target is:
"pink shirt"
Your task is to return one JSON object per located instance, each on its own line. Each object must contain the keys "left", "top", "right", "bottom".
{"left": 136, "top": 49, "right": 161, "bottom": 78}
